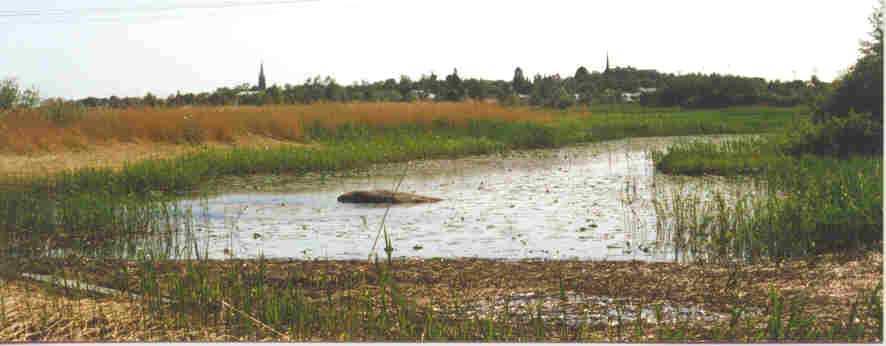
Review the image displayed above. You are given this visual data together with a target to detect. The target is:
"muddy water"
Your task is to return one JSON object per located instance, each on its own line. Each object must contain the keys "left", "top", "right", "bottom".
{"left": 179, "top": 136, "right": 747, "bottom": 261}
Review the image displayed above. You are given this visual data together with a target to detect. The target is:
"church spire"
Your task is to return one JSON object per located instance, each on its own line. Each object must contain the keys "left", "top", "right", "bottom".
{"left": 258, "top": 62, "right": 266, "bottom": 90}
{"left": 605, "top": 52, "right": 610, "bottom": 73}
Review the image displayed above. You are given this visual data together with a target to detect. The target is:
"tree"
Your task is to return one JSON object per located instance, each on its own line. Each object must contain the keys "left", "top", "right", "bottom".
{"left": 419, "top": 73, "right": 439, "bottom": 97}
{"left": 512, "top": 67, "right": 531, "bottom": 95}
{"left": 397, "top": 75, "right": 413, "bottom": 99}
{"left": 464, "top": 78, "right": 490, "bottom": 100}
{"left": 323, "top": 78, "right": 344, "bottom": 102}
{"left": 267, "top": 85, "right": 285, "bottom": 104}
{"left": 574, "top": 66, "right": 590, "bottom": 81}
{"left": 143, "top": 92, "right": 159, "bottom": 107}
{"left": 784, "top": 2, "right": 884, "bottom": 156}
{"left": 529, "top": 74, "right": 571, "bottom": 108}
{"left": 0, "top": 77, "right": 40, "bottom": 110}
{"left": 818, "top": 2, "right": 883, "bottom": 123}
{"left": 444, "top": 69, "right": 465, "bottom": 101}
{"left": 382, "top": 78, "right": 397, "bottom": 92}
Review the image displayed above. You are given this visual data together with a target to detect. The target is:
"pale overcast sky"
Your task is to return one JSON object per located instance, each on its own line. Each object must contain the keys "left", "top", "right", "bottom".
{"left": 0, "top": 0, "right": 879, "bottom": 99}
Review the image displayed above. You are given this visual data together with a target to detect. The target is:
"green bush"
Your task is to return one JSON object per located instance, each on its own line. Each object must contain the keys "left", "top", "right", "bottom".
{"left": 39, "top": 98, "right": 87, "bottom": 125}
{"left": 0, "top": 77, "right": 39, "bottom": 111}
{"left": 814, "top": 5, "right": 883, "bottom": 125}
{"left": 783, "top": 113, "right": 882, "bottom": 157}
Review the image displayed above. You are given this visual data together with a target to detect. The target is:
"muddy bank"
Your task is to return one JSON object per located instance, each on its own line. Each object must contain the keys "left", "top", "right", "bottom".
{"left": 12, "top": 251, "right": 882, "bottom": 341}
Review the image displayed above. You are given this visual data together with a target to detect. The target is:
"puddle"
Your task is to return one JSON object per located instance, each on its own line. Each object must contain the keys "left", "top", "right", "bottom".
{"left": 444, "top": 290, "right": 727, "bottom": 326}
{"left": 162, "top": 135, "right": 756, "bottom": 261}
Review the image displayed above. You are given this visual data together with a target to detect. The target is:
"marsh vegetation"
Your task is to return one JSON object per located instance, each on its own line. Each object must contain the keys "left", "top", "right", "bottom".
{"left": 0, "top": 100, "right": 880, "bottom": 342}
{"left": 0, "top": 5, "right": 882, "bottom": 339}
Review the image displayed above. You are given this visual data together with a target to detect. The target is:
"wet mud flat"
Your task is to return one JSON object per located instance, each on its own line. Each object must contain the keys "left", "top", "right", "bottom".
{"left": 14, "top": 251, "right": 882, "bottom": 338}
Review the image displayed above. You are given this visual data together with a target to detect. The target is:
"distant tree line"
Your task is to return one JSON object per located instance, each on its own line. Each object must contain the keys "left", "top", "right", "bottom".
{"left": 3, "top": 64, "right": 828, "bottom": 112}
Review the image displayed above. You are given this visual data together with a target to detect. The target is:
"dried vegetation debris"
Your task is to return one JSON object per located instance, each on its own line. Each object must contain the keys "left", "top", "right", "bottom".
{"left": 4, "top": 251, "right": 882, "bottom": 341}
{"left": 0, "top": 280, "right": 236, "bottom": 341}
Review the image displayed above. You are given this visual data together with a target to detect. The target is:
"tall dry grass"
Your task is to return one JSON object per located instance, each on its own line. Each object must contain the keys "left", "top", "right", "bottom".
{"left": 0, "top": 102, "right": 561, "bottom": 154}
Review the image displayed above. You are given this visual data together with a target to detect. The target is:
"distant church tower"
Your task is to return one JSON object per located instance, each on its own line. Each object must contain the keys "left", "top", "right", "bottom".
{"left": 257, "top": 62, "right": 267, "bottom": 90}
{"left": 604, "top": 52, "right": 610, "bottom": 73}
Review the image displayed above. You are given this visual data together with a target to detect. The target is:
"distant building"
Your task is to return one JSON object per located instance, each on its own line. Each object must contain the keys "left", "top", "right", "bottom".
{"left": 412, "top": 90, "right": 436, "bottom": 100}
{"left": 621, "top": 88, "right": 657, "bottom": 102}
{"left": 620, "top": 91, "right": 642, "bottom": 102}
{"left": 604, "top": 52, "right": 610, "bottom": 73}
{"left": 237, "top": 90, "right": 261, "bottom": 96}
{"left": 257, "top": 62, "right": 266, "bottom": 91}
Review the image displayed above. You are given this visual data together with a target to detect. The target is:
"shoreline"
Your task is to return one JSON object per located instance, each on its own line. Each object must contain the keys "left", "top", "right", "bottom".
{"left": 4, "top": 251, "right": 881, "bottom": 341}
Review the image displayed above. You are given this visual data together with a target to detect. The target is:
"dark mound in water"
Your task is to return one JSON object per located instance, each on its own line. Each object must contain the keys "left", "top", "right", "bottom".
{"left": 337, "top": 190, "right": 442, "bottom": 204}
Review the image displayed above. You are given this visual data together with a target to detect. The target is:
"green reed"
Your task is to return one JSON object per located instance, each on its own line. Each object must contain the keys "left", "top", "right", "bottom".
{"left": 651, "top": 136, "right": 777, "bottom": 176}
{"left": 652, "top": 138, "right": 882, "bottom": 262}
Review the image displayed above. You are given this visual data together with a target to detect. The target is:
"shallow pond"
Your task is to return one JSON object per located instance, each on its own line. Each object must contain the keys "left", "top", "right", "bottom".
{"left": 169, "top": 135, "right": 753, "bottom": 261}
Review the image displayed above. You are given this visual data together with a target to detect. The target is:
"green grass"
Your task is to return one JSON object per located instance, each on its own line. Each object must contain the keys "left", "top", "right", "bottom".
{"left": 651, "top": 137, "right": 778, "bottom": 176}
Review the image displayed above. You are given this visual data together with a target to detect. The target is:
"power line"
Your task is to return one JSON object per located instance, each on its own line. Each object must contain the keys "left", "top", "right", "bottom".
{"left": 0, "top": 0, "right": 319, "bottom": 19}
{"left": 2, "top": 13, "right": 188, "bottom": 25}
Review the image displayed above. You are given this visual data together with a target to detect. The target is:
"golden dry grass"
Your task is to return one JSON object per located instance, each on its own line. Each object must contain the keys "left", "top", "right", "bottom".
{"left": 0, "top": 135, "right": 310, "bottom": 177}
{"left": 0, "top": 102, "right": 561, "bottom": 154}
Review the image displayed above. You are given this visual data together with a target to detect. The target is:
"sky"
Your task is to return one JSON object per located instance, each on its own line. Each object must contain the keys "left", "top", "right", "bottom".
{"left": 0, "top": 0, "right": 879, "bottom": 99}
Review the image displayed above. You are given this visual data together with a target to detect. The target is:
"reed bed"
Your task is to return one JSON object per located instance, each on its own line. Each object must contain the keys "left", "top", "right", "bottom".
{"left": 651, "top": 137, "right": 776, "bottom": 176}
{"left": 651, "top": 138, "right": 882, "bottom": 262}
{"left": 0, "top": 103, "right": 804, "bottom": 154}
{"left": 0, "top": 102, "right": 557, "bottom": 154}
